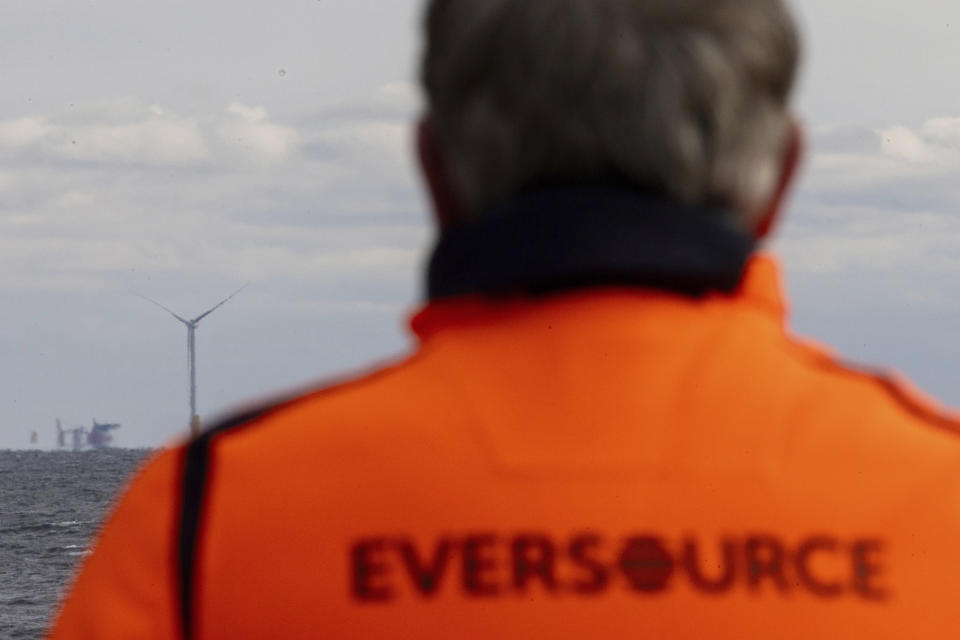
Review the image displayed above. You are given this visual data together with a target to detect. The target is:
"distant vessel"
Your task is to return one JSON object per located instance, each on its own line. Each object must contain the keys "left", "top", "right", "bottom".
{"left": 30, "top": 431, "right": 38, "bottom": 445}
{"left": 87, "top": 420, "right": 121, "bottom": 448}
{"left": 55, "top": 419, "right": 121, "bottom": 451}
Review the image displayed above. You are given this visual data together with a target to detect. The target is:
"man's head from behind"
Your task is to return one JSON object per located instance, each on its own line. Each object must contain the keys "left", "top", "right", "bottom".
{"left": 418, "top": 0, "right": 801, "bottom": 234}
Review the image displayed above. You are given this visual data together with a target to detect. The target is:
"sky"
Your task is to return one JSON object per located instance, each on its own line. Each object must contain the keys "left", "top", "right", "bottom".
{"left": 3, "top": 0, "right": 960, "bottom": 449}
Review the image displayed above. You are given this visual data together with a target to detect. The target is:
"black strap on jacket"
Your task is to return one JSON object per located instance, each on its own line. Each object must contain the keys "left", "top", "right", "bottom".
{"left": 427, "top": 184, "right": 754, "bottom": 301}
{"left": 177, "top": 404, "right": 278, "bottom": 640}
{"left": 177, "top": 436, "right": 210, "bottom": 640}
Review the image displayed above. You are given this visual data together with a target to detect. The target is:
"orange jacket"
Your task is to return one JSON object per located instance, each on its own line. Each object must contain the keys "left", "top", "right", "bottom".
{"left": 50, "top": 187, "right": 960, "bottom": 639}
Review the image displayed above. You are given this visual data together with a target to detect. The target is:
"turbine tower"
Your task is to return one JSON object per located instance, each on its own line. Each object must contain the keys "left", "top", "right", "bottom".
{"left": 141, "top": 285, "right": 248, "bottom": 436}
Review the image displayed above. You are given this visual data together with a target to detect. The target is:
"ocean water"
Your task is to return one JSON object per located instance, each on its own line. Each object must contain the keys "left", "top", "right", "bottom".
{"left": 0, "top": 449, "right": 152, "bottom": 639}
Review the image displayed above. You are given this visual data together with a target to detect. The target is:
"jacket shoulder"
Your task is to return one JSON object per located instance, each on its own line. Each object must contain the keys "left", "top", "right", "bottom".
{"left": 198, "top": 350, "right": 427, "bottom": 443}
{"left": 785, "top": 335, "right": 960, "bottom": 439}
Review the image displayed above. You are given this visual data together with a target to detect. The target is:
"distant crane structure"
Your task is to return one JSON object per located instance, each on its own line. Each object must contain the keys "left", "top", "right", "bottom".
{"left": 55, "top": 418, "right": 121, "bottom": 451}
{"left": 140, "top": 285, "right": 247, "bottom": 436}
{"left": 56, "top": 419, "right": 67, "bottom": 448}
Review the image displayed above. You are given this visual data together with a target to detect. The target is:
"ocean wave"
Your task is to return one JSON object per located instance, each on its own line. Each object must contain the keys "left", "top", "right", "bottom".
{"left": 0, "top": 448, "right": 151, "bottom": 637}
{"left": 0, "top": 519, "right": 93, "bottom": 534}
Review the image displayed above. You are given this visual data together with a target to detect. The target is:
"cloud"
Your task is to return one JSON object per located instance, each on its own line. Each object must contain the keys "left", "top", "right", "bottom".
{"left": 809, "top": 117, "right": 960, "bottom": 179}
{"left": 920, "top": 117, "right": 960, "bottom": 147}
{"left": 0, "top": 170, "right": 16, "bottom": 193}
{"left": 372, "top": 82, "right": 421, "bottom": 114}
{"left": 58, "top": 113, "right": 209, "bottom": 165}
{"left": 878, "top": 124, "right": 960, "bottom": 165}
{"left": 0, "top": 92, "right": 425, "bottom": 302}
{"left": 0, "top": 100, "right": 304, "bottom": 167}
{"left": 800, "top": 118, "right": 960, "bottom": 201}
{"left": 0, "top": 116, "right": 57, "bottom": 148}
{"left": 775, "top": 115, "right": 960, "bottom": 312}
{"left": 218, "top": 103, "right": 301, "bottom": 163}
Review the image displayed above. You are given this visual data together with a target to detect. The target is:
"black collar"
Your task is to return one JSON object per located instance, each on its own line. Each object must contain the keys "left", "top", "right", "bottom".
{"left": 426, "top": 185, "right": 755, "bottom": 300}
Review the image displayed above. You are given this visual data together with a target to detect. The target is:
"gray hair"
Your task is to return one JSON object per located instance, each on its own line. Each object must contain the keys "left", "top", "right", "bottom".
{"left": 421, "top": 0, "right": 800, "bottom": 224}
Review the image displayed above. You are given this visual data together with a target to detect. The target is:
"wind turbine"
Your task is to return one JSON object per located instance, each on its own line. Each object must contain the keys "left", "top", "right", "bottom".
{"left": 141, "top": 285, "right": 248, "bottom": 436}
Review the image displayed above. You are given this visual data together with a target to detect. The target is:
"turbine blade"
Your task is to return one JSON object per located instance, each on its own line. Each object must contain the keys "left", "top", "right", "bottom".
{"left": 137, "top": 294, "right": 190, "bottom": 325}
{"left": 192, "top": 283, "right": 249, "bottom": 323}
